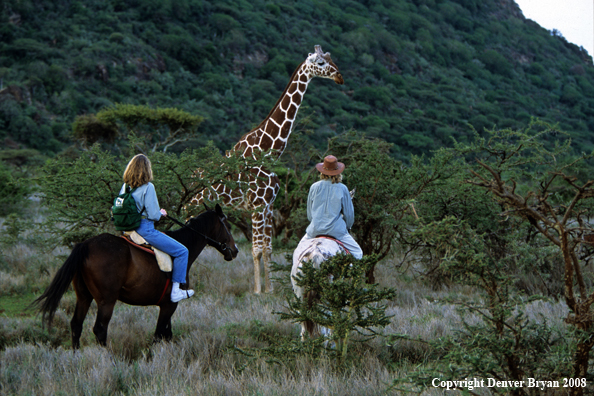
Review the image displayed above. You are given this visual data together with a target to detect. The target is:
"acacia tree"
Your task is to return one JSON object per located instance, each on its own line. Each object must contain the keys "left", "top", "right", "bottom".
{"left": 456, "top": 123, "right": 594, "bottom": 389}
{"left": 326, "top": 131, "right": 458, "bottom": 282}
{"left": 274, "top": 130, "right": 458, "bottom": 282}
{"left": 280, "top": 253, "right": 396, "bottom": 362}
{"left": 394, "top": 122, "right": 594, "bottom": 394}
{"left": 40, "top": 105, "right": 266, "bottom": 245}
{"left": 395, "top": 216, "right": 568, "bottom": 396}
{"left": 72, "top": 103, "right": 204, "bottom": 153}
{"left": 39, "top": 142, "right": 258, "bottom": 245}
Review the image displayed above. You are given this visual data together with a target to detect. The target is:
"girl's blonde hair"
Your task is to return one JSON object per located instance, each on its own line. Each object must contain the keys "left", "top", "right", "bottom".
{"left": 123, "top": 154, "right": 153, "bottom": 188}
{"left": 320, "top": 173, "right": 342, "bottom": 184}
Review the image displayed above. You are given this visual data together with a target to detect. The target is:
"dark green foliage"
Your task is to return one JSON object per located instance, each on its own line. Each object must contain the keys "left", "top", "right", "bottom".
{"left": 0, "top": 161, "right": 31, "bottom": 216}
{"left": 37, "top": 142, "right": 262, "bottom": 245}
{"left": 479, "top": 49, "right": 513, "bottom": 76}
{"left": 72, "top": 103, "right": 204, "bottom": 152}
{"left": 395, "top": 122, "right": 594, "bottom": 392}
{"left": 278, "top": 253, "right": 396, "bottom": 361}
{"left": 0, "top": 0, "right": 592, "bottom": 159}
{"left": 392, "top": 310, "right": 572, "bottom": 393}
{"left": 72, "top": 114, "right": 119, "bottom": 146}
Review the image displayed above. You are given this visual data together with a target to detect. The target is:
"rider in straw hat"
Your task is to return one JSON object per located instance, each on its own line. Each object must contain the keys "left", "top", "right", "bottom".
{"left": 300, "top": 155, "right": 363, "bottom": 259}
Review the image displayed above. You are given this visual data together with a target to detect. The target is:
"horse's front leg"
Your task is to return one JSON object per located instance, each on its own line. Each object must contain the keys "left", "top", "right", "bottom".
{"left": 154, "top": 303, "right": 178, "bottom": 342}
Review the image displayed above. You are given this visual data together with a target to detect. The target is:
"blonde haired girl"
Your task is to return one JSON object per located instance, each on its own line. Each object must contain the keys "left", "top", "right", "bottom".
{"left": 120, "top": 154, "right": 194, "bottom": 303}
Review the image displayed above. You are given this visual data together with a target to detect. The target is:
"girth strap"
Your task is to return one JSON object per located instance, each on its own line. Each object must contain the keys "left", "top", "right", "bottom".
{"left": 157, "top": 278, "right": 171, "bottom": 305}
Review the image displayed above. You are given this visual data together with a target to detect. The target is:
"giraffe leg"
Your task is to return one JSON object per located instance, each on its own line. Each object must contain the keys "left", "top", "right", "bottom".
{"left": 253, "top": 248, "right": 262, "bottom": 294}
{"left": 262, "top": 207, "right": 274, "bottom": 293}
{"left": 252, "top": 212, "right": 265, "bottom": 294}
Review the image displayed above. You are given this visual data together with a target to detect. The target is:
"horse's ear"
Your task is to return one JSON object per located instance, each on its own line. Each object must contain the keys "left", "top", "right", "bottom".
{"left": 203, "top": 202, "right": 211, "bottom": 211}
{"left": 215, "top": 203, "right": 224, "bottom": 217}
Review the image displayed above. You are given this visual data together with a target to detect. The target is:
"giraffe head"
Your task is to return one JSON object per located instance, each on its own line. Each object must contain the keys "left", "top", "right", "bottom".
{"left": 304, "top": 45, "right": 344, "bottom": 85}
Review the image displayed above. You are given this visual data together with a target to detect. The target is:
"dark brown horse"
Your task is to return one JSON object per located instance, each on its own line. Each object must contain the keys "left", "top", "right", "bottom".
{"left": 33, "top": 204, "right": 238, "bottom": 348}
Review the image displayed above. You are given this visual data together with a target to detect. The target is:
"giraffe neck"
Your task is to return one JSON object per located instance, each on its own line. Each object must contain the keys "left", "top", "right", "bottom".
{"left": 234, "top": 62, "right": 311, "bottom": 159}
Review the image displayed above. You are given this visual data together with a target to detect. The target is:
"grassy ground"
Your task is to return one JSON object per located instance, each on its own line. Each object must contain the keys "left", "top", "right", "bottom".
{"left": 0, "top": 293, "right": 38, "bottom": 317}
{"left": 0, "top": 217, "right": 573, "bottom": 395}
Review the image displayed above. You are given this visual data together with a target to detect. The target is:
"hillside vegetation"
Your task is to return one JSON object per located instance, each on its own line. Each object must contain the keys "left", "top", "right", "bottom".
{"left": 1, "top": 0, "right": 593, "bottom": 159}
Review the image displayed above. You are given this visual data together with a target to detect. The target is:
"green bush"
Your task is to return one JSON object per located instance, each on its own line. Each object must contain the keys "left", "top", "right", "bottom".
{"left": 352, "top": 86, "right": 392, "bottom": 108}
{"left": 108, "top": 33, "right": 125, "bottom": 43}
{"left": 278, "top": 253, "right": 396, "bottom": 362}
{"left": 479, "top": 49, "right": 512, "bottom": 76}
{"left": 210, "top": 13, "right": 240, "bottom": 34}
{"left": 43, "top": 64, "right": 67, "bottom": 94}
{"left": 560, "top": 84, "right": 581, "bottom": 106}
{"left": 38, "top": 142, "right": 261, "bottom": 244}
{"left": 0, "top": 162, "right": 31, "bottom": 216}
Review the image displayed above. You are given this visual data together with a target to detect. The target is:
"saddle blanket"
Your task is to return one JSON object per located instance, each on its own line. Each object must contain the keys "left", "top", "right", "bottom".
{"left": 122, "top": 231, "right": 172, "bottom": 272}
{"left": 292, "top": 236, "right": 346, "bottom": 267}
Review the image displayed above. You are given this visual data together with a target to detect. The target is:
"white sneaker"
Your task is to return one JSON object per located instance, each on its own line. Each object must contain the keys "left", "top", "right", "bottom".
{"left": 171, "top": 282, "right": 195, "bottom": 303}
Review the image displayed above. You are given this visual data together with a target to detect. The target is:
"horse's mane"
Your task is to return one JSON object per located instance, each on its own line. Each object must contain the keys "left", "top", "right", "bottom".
{"left": 166, "top": 209, "right": 215, "bottom": 247}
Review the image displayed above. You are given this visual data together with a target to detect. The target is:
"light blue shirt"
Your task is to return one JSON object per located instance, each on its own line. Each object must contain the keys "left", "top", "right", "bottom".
{"left": 119, "top": 182, "right": 162, "bottom": 221}
{"left": 306, "top": 179, "right": 355, "bottom": 239}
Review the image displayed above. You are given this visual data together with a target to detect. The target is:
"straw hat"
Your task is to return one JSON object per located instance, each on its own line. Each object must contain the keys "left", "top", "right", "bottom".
{"left": 315, "top": 155, "right": 345, "bottom": 176}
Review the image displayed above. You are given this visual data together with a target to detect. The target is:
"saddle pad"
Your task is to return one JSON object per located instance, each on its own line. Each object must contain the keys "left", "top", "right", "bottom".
{"left": 292, "top": 236, "right": 346, "bottom": 271}
{"left": 123, "top": 231, "right": 172, "bottom": 272}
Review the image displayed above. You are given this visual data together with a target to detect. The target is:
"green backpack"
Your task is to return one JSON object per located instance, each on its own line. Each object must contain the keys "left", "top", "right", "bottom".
{"left": 112, "top": 184, "right": 144, "bottom": 231}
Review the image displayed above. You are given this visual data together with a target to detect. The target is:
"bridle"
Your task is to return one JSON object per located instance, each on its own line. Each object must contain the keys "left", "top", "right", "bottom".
{"left": 167, "top": 214, "right": 232, "bottom": 254}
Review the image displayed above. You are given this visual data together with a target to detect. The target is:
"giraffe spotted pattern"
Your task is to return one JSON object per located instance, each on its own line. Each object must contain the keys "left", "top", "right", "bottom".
{"left": 190, "top": 45, "right": 344, "bottom": 294}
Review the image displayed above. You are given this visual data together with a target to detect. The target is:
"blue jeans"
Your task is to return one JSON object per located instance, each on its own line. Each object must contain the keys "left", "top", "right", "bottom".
{"left": 136, "top": 219, "right": 189, "bottom": 284}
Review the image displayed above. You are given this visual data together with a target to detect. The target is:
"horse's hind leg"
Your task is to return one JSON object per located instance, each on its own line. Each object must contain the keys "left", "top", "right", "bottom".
{"left": 71, "top": 274, "right": 93, "bottom": 349}
{"left": 154, "top": 303, "right": 178, "bottom": 342}
{"left": 92, "top": 299, "right": 116, "bottom": 346}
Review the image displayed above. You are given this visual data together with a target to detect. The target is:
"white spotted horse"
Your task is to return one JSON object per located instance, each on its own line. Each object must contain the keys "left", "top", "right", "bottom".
{"left": 290, "top": 236, "right": 351, "bottom": 340}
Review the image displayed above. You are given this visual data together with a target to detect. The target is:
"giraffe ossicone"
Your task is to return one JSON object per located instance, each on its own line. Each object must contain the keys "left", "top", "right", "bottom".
{"left": 190, "top": 45, "right": 343, "bottom": 294}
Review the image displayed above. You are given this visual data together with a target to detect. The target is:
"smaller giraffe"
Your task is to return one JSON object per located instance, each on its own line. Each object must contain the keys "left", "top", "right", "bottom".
{"left": 190, "top": 45, "right": 343, "bottom": 293}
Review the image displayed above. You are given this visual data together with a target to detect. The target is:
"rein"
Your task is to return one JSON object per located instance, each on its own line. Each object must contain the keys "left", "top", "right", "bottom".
{"left": 166, "top": 215, "right": 230, "bottom": 253}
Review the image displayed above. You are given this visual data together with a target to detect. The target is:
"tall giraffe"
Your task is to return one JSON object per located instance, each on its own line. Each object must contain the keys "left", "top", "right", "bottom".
{"left": 190, "top": 45, "right": 344, "bottom": 293}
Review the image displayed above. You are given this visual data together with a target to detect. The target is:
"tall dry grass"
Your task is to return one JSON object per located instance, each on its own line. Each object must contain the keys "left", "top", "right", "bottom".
{"left": 0, "top": 219, "right": 573, "bottom": 395}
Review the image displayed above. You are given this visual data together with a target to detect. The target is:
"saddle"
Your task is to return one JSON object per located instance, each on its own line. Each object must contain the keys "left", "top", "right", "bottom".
{"left": 121, "top": 231, "right": 172, "bottom": 272}
{"left": 315, "top": 235, "right": 351, "bottom": 255}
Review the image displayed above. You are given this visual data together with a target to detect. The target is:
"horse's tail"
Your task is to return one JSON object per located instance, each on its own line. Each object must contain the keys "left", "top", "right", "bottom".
{"left": 32, "top": 241, "right": 89, "bottom": 328}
